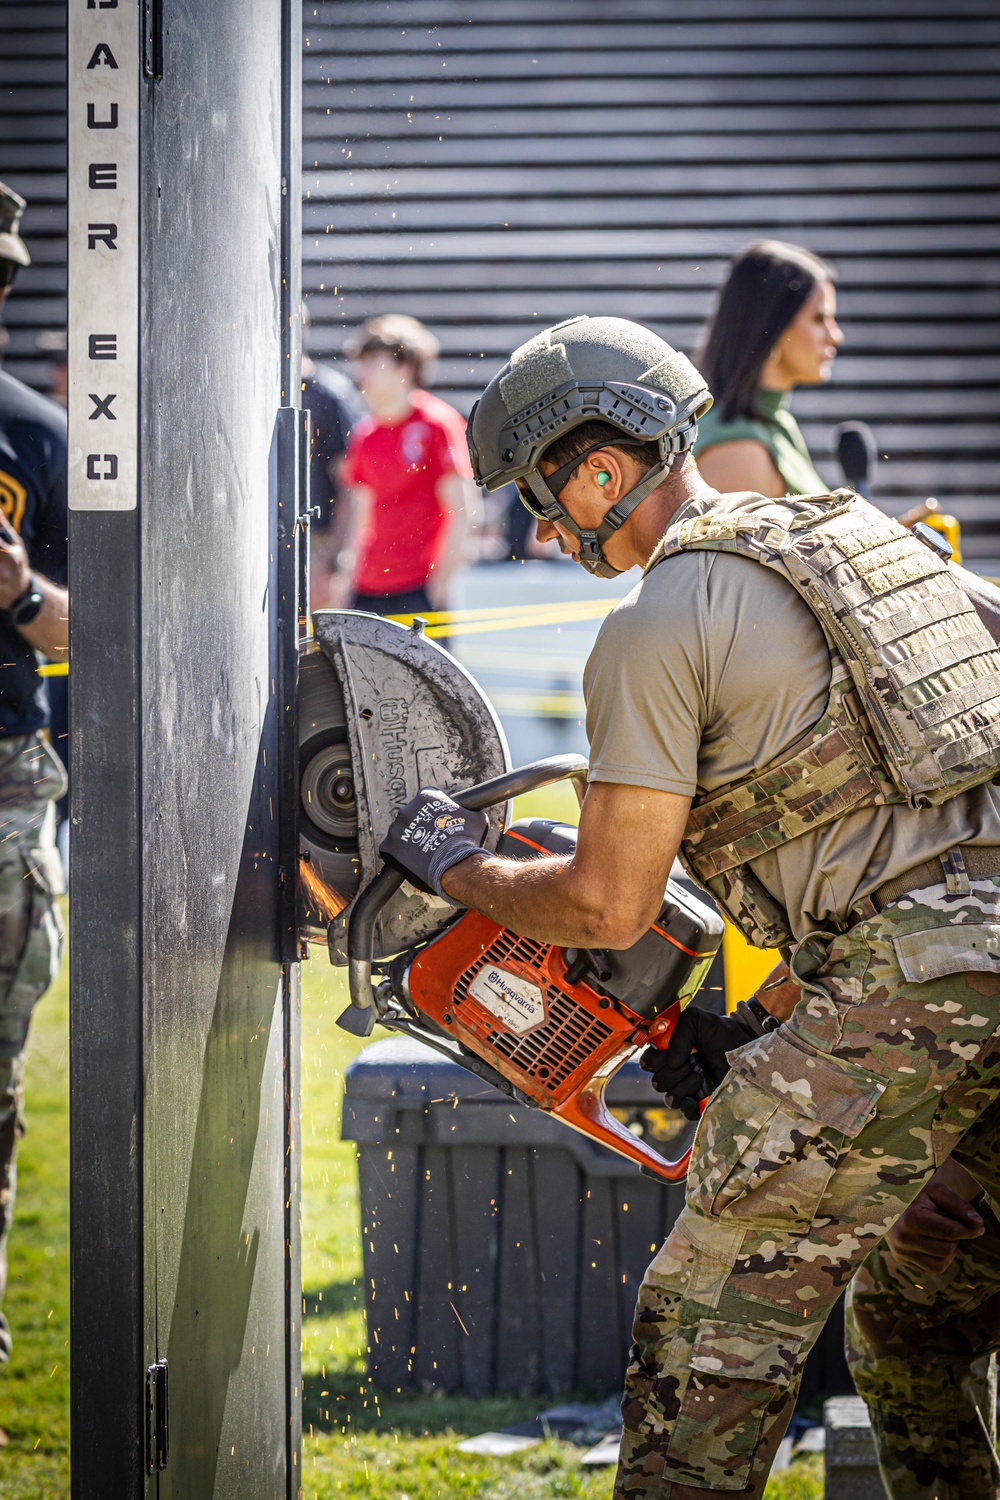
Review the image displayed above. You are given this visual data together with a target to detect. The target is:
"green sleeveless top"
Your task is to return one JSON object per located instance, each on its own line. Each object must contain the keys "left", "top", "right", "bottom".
{"left": 694, "top": 387, "right": 826, "bottom": 495}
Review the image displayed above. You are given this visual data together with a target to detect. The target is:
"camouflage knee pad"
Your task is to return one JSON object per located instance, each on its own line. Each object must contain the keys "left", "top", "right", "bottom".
{"left": 846, "top": 1206, "right": 1000, "bottom": 1500}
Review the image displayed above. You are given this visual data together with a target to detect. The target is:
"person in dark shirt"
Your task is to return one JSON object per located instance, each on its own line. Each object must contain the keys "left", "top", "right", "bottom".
{"left": 0, "top": 182, "right": 69, "bottom": 1392}
{"left": 301, "top": 353, "right": 366, "bottom": 610}
{"left": 0, "top": 369, "right": 70, "bottom": 729}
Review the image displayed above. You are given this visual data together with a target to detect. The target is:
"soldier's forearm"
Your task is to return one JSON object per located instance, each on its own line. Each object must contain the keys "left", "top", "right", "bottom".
{"left": 751, "top": 961, "right": 798, "bottom": 1022}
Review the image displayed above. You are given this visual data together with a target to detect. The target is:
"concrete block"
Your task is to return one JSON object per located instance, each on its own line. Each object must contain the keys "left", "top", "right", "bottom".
{"left": 824, "top": 1396, "right": 885, "bottom": 1499}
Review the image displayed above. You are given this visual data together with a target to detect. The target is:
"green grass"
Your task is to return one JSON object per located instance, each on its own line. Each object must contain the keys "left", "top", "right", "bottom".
{"left": 299, "top": 952, "right": 821, "bottom": 1500}
{"left": 0, "top": 899, "right": 822, "bottom": 1498}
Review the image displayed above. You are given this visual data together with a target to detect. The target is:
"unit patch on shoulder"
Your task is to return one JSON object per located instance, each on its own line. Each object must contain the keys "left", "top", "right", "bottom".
{"left": 0, "top": 471, "right": 26, "bottom": 531}
{"left": 468, "top": 965, "right": 546, "bottom": 1033}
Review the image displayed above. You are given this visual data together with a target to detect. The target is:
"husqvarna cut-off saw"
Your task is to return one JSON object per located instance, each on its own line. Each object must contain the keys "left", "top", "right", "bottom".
{"left": 297, "top": 611, "right": 722, "bottom": 1181}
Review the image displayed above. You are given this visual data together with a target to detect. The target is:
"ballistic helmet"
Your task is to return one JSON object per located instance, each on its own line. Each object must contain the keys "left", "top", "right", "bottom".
{"left": 467, "top": 316, "right": 712, "bottom": 576}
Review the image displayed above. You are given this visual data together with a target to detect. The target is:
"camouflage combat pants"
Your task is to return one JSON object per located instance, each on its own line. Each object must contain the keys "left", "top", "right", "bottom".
{"left": 0, "top": 735, "right": 66, "bottom": 1369}
{"left": 846, "top": 1096, "right": 1000, "bottom": 1500}
{"left": 615, "top": 875, "right": 1000, "bottom": 1498}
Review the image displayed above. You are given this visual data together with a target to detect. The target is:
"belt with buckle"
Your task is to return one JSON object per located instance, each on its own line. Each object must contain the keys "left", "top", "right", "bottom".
{"left": 852, "top": 844, "right": 1000, "bottom": 923}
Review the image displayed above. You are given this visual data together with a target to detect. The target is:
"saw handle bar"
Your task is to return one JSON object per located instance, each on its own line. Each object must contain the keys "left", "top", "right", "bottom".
{"left": 550, "top": 1000, "right": 707, "bottom": 1184}
{"left": 345, "top": 754, "right": 590, "bottom": 1018}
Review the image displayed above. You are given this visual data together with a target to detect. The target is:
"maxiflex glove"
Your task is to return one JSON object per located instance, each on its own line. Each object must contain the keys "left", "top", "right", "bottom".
{"left": 380, "top": 788, "right": 489, "bottom": 901}
{"left": 640, "top": 1006, "right": 756, "bottom": 1121}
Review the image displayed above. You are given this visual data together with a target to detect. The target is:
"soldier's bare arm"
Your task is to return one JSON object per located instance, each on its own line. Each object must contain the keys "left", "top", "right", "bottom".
{"left": 749, "top": 960, "right": 799, "bottom": 1021}
{"left": 442, "top": 781, "right": 691, "bottom": 950}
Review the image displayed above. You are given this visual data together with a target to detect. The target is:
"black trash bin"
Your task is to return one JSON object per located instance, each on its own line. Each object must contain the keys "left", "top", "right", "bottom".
{"left": 342, "top": 1036, "right": 694, "bottom": 1397}
{"left": 342, "top": 1035, "right": 853, "bottom": 1404}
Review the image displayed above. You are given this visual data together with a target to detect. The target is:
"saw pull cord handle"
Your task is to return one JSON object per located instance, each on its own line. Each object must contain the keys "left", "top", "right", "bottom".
{"left": 345, "top": 754, "right": 590, "bottom": 1018}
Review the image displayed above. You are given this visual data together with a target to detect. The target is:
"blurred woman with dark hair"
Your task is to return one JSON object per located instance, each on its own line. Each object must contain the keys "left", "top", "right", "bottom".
{"left": 695, "top": 239, "right": 843, "bottom": 497}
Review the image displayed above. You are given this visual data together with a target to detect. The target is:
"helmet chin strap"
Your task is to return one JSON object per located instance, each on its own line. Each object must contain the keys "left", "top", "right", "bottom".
{"left": 524, "top": 444, "right": 689, "bottom": 579}
{"left": 572, "top": 452, "right": 684, "bottom": 576}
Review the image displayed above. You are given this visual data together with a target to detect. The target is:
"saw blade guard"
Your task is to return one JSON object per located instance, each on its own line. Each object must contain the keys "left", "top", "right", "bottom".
{"left": 298, "top": 610, "right": 512, "bottom": 959}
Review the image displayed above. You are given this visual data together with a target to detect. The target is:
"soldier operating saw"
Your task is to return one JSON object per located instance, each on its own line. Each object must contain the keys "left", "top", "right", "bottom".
{"left": 378, "top": 315, "right": 1000, "bottom": 1498}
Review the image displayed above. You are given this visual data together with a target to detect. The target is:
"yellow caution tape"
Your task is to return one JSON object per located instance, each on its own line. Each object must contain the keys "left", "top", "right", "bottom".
{"left": 387, "top": 598, "right": 622, "bottom": 638}
{"left": 488, "top": 688, "right": 585, "bottom": 718}
{"left": 385, "top": 600, "right": 620, "bottom": 625}
{"left": 29, "top": 601, "right": 617, "bottom": 678}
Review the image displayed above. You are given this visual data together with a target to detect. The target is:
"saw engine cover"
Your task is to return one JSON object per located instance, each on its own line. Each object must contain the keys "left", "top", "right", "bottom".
{"left": 298, "top": 611, "right": 510, "bottom": 959}
{"left": 391, "top": 817, "right": 724, "bottom": 1177}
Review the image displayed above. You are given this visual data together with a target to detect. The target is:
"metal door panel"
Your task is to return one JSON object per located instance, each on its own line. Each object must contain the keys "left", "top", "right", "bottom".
{"left": 139, "top": 0, "right": 292, "bottom": 1493}
{"left": 70, "top": 0, "right": 301, "bottom": 1492}
{"left": 157, "top": 737, "right": 286, "bottom": 1497}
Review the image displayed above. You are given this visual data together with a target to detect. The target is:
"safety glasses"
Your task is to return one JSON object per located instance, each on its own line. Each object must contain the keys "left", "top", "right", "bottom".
{"left": 514, "top": 478, "right": 552, "bottom": 523}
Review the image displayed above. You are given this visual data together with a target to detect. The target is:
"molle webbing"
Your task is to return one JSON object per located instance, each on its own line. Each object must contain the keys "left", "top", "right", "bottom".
{"left": 683, "top": 668, "right": 896, "bottom": 882}
{"left": 658, "top": 491, "right": 1000, "bottom": 809}
{"left": 806, "top": 515, "right": 1000, "bottom": 793}
{"left": 651, "top": 489, "right": 1000, "bottom": 947}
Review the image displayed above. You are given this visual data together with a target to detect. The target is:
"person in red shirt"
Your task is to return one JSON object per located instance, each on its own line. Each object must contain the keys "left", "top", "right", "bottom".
{"left": 330, "top": 314, "right": 477, "bottom": 618}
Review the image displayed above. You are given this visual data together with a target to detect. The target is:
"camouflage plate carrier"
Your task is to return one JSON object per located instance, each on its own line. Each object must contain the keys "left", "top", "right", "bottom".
{"left": 646, "top": 489, "right": 1000, "bottom": 949}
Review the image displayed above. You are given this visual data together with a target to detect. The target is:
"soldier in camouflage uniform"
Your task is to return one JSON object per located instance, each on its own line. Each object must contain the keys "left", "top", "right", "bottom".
{"left": 0, "top": 183, "right": 69, "bottom": 1374}
{"left": 384, "top": 316, "right": 1000, "bottom": 1497}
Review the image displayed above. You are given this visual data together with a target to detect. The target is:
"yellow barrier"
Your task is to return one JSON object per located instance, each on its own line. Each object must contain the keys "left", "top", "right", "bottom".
{"left": 37, "top": 662, "right": 68, "bottom": 677}
{"left": 722, "top": 925, "right": 781, "bottom": 1014}
{"left": 921, "top": 509, "right": 962, "bottom": 564}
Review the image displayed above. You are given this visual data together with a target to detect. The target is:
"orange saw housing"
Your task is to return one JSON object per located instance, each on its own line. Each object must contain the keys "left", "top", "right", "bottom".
{"left": 397, "top": 819, "right": 723, "bottom": 1181}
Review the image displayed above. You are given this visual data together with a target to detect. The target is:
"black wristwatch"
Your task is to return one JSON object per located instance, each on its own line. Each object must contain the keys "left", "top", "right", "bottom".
{"left": 735, "top": 996, "right": 783, "bottom": 1037}
{"left": 5, "top": 577, "right": 44, "bottom": 628}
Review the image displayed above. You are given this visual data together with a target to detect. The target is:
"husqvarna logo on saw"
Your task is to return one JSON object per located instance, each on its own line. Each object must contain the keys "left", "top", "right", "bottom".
{"left": 378, "top": 698, "right": 409, "bottom": 807}
{"left": 468, "top": 965, "right": 546, "bottom": 1033}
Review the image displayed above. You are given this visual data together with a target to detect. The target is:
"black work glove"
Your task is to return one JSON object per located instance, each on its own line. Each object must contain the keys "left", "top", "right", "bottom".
{"left": 640, "top": 1007, "right": 756, "bottom": 1121}
{"left": 379, "top": 788, "right": 489, "bottom": 902}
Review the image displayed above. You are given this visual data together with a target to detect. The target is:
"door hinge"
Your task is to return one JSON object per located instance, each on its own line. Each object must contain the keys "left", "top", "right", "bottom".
{"left": 145, "top": 1360, "right": 169, "bottom": 1473}
{"left": 141, "top": 0, "right": 163, "bottom": 80}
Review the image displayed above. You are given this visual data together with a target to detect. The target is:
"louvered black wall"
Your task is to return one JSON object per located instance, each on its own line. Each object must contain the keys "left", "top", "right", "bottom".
{"left": 301, "top": 0, "right": 1000, "bottom": 568}
{"left": 3, "top": 4, "right": 998, "bottom": 563}
{"left": 1, "top": 1, "right": 66, "bottom": 394}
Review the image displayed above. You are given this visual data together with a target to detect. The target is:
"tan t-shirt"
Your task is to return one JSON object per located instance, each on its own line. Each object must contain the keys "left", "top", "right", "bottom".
{"left": 584, "top": 532, "right": 1000, "bottom": 941}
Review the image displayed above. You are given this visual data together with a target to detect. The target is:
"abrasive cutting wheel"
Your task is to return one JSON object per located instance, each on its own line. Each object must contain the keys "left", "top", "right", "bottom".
{"left": 296, "top": 610, "right": 511, "bottom": 960}
{"left": 297, "top": 640, "right": 361, "bottom": 941}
